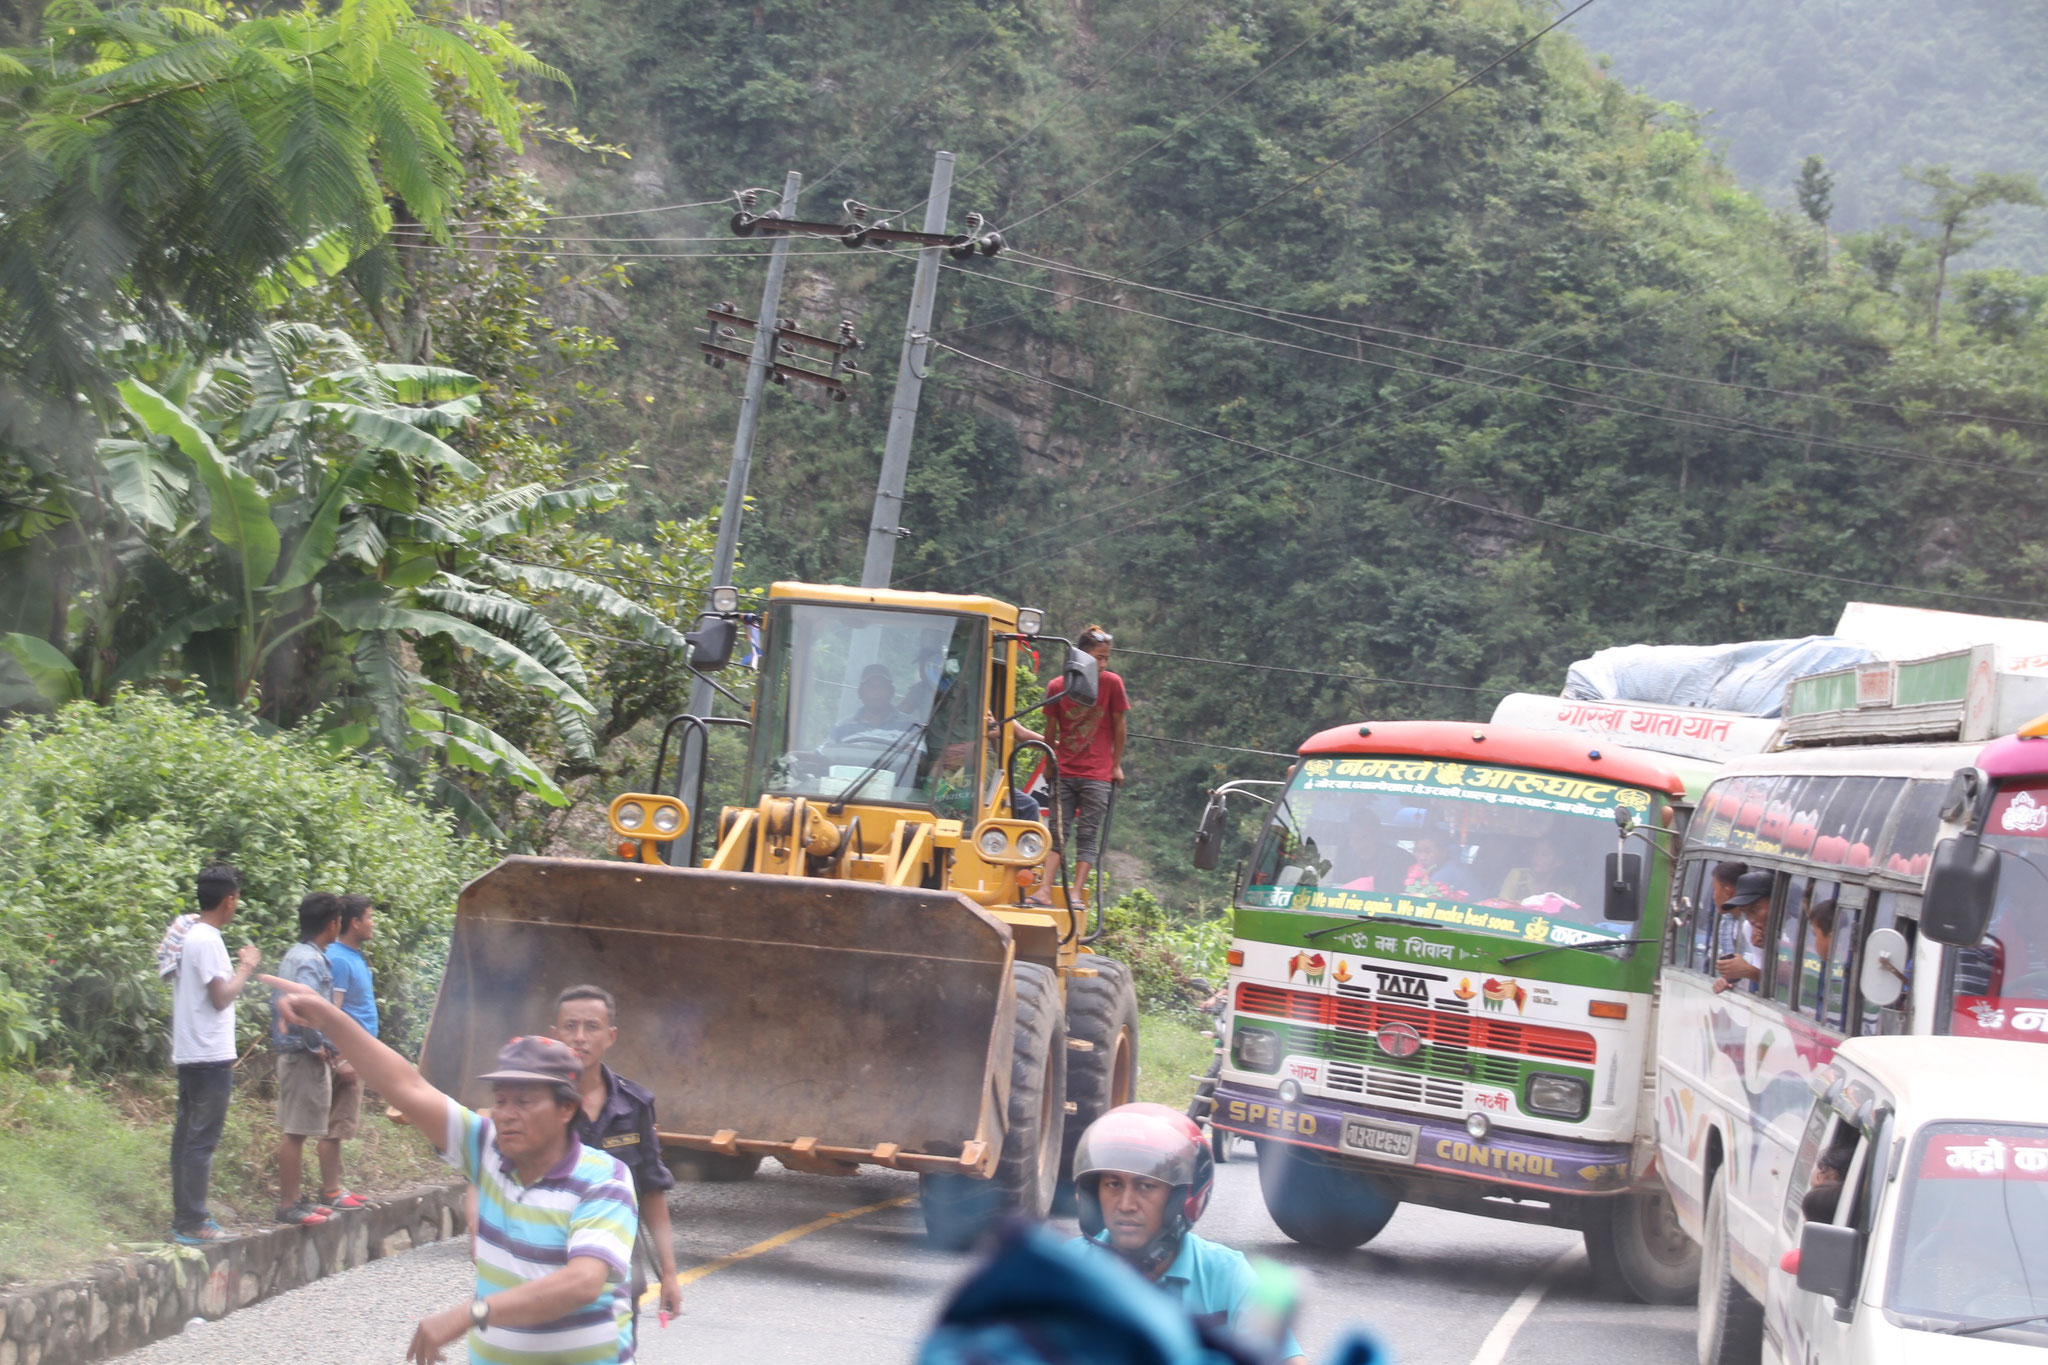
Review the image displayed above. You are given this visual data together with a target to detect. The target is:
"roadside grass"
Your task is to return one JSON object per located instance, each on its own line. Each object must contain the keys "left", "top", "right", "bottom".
{"left": 0, "top": 1065, "right": 445, "bottom": 1285}
{"left": 1136, "top": 1010, "right": 1214, "bottom": 1113}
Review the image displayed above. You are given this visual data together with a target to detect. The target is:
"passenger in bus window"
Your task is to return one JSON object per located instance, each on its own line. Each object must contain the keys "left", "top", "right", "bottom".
{"left": 1713, "top": 871, "right": 1773, "bottom": 993}
{"left": 1498, "top": 840, "right": 1580, "bottom": 909}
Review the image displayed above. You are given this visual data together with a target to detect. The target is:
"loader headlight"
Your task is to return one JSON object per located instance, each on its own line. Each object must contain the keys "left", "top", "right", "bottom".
{"left": 708, "top": 585, "right": 740, "bottom": 614}
{"left": 970, "top": 819, "right": 1049, "bottom": 867}
{"left": 1016, "top": 829, "right": 1046, "bottom": 860}
{"left": 608, "top": 793, "right": 687, "bottom": 845}
{"left": 979, "top": 827, "right": 1011, "bottom": 858}
{"left": 1015, "top": 607, "right": 1044, "bottom": 636}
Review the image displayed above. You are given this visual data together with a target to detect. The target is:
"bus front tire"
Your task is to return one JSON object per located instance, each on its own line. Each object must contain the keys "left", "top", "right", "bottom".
{"left": 1255, "top": 1140, "right": 1398, "bottom": 1249}
{"left": 1697, "top": 1170, "right": 1764, "bottom": 1365}
{"left": 1583, "top": 1189, "right": 1700, "bottom": 1305}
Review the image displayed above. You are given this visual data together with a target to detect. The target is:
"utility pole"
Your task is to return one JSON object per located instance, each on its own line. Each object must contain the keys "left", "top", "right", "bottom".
{"left": 675, "top": 168, "right": 802, "bottom": 838}
{"left": 860, "top": 150, "right": 954, "bottom": 588}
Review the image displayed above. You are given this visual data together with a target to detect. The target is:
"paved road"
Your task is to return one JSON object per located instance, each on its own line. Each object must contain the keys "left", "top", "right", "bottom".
{"left": 125, "top": 1140, "right": 1697, "bottom": 1364}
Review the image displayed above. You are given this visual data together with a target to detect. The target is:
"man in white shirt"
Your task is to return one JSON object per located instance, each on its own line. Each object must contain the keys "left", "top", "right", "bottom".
{"left": 170, "top": 863, "right": 261, "bottom": 1244}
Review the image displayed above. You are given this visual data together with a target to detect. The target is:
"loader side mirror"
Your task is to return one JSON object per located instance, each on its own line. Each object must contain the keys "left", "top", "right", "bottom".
{"left": 1062, "top": 646, "right": 1099, "bottom": 707}
{"left": 1194, "top": 796, "right": 1227, "bottom": 871}
{"left": 685, "top": 615, "right": 737, "bottom": 671}
{"left": 1921, "top": 830, "right": 1999, "bottom": 947}
{"left": 1604, "top": 852, "right": 1643, "bottom": 922}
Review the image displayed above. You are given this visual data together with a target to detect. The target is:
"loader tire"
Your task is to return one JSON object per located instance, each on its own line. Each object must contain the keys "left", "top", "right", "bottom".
{"left": 1052, "top": 958, "right": 1138, "bottom": 1211}
{"left": 662, "top": 1149, "right": 763, "bottom": 1183}
{"left": 921, "top": 961, "right": 1068, "bottom": 1250}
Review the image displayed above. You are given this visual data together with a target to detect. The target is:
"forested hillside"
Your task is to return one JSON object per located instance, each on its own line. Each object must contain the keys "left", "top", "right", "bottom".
{"left": 5, "top": 0, "right": 2047, "bottom": 905}
{"left": 493, "top": 0, "right": 2048, "bottom": 890}
{"left": 1567, "top": 0, "right": 2048, "bottom": 267}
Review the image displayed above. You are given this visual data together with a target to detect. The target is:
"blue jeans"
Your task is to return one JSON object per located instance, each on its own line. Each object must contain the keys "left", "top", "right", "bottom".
{"left": 171, "top": 1061, "right": 234, "bottom": 1231}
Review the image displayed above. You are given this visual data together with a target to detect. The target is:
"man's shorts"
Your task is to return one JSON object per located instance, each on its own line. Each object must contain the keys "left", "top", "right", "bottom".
{"left": 276, "top": 1050, "right": 332, "bottom": 1137}
{"left": 1053, "top": 777, "right": 1113, "bottom": 865}
{"left": 324, "top": 1064, "right": 362, "bottom": 1141}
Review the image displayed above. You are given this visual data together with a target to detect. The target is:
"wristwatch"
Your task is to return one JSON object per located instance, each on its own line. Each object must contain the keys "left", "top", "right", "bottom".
{"left": 468, "top": 1299, "right": 490, "bottom": 1331}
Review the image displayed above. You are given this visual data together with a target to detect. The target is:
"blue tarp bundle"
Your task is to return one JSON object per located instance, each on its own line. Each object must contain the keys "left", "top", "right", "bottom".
{"left": 1562, "top": 637, "right": 1877, "bottom": 717}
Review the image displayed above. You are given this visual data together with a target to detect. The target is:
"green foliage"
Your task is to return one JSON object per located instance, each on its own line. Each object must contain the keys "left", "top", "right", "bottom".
{"left": 0, "top": 1069, "right": 170, "bottom": 1276}
{"left": 1570, "top": 0, "right": 2048, "bottom": 269}
{"left": 0, "top": 690, "right": 491, "bottom": 1071}
{"left": 1135, "top": 1009, "right": 1213, "bottom": 1113}
{"left": 1092, "top": 889, "right": 1229, "bottom": 1018}
{"left": 0, "top": 0, "right": 560, "bottom": 399}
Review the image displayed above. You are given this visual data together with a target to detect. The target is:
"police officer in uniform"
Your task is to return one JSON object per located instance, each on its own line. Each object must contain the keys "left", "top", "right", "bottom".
{"left": 552, "top": 984, "right": 682, "bottom": 1341}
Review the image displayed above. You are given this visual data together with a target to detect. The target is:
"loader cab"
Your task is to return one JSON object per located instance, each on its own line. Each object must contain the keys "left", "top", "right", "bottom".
{"left": 747, "top": 598, "right": 990, "bottom": 817}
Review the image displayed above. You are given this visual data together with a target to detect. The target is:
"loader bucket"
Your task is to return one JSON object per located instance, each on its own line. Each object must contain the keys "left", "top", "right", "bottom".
{"left": 417, "top": 856, "right": 1015, "bottom": 1174}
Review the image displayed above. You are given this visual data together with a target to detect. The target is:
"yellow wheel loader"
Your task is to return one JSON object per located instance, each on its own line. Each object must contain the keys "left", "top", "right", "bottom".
{"left": 417, "top": 582, "right": 1139, "bottom": 1247}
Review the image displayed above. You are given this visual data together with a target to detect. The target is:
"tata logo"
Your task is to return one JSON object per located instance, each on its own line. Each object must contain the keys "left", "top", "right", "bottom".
{"left": 1376, "top": 1022, "right": 1424, "bottom": 1059}
{"left": 1375, "top": 971, "right": 1430, "bottom": 1002}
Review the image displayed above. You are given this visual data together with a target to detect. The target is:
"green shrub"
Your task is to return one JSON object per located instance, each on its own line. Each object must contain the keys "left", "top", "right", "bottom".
{"left": 0, "top": 692, "right": 492, "bottom": 1072}
{"left": 1091, "top": 888, "right": 1230, "bottom": 1019}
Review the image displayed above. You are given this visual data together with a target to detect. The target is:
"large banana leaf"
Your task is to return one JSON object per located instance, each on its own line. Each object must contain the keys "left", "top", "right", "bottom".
{"left": 325, "top": 602, "right": 596, "bottom": 714}
{"left": 118, "top": 379, "right": 281, "bottom": 590}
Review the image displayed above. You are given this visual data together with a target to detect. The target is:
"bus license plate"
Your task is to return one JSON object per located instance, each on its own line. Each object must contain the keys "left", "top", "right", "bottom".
{"left": 1342, "top": 1117, "right": 1419, "bottom": 1164}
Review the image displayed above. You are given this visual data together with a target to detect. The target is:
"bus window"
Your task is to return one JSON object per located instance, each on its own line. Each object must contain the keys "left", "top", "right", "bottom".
{"left": 1671, "top": 860, "right": 1708, "bottom": 967}
{"left": 1858, "top": 894, "right": 1917, "bottom": 1036}
{"left": 1880, "top": 779, "right": 1945, "bottom": 878}
{"left": 1795, "top": 879, "right": 1843, "bottom": 1017}
{"left": 1814, "top": 776, "right": 1890, "bottom": 866}
{"left": 1772, "top": 874, "right": 1807, "bottom": 1004}
{"left": 1817, "top": 893, "right": 1860, "bottom": 1032}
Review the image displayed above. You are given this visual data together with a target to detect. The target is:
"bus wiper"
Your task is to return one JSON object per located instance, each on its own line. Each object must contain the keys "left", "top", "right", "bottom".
{"left": 827, "top": 721, "right": 928, "bottom": 815}
{"left": 1939, "top": 1312, "right": 2048, "bottom": 1336}
{"left": 1498, "top": 937, "right": 1656, "bottom": 965}
{"left": 1304, "top": 913, "right": 1446, "bottom": 941}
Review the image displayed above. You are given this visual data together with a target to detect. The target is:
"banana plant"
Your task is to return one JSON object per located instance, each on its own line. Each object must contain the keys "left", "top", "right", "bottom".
{"left": 15, "top": 323, "right": 686, "bottom": 832}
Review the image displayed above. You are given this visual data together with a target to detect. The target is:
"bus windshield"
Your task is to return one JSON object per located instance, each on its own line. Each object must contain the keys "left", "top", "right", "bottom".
{"left": 1889, "top": 1124, "right": 2048, "bottom": 1335}
{"left": 748, "top": 603, "right": 986, "bottom": 813}
{"left": 1952, "top": 780, "right": 2048, "bottom": 1040}
{"left": 1242, "top": 755, "right": 1658, "bottom": 947}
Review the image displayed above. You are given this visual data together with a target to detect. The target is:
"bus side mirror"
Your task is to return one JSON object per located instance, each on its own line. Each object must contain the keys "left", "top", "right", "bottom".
{"left": 685, "top": 615, "right": 737, "bottom": 671}
{"left": 1194, "top": 796, "right": 1227, "bottom": 871}
{"left": 1796, "top": 1222, "right": 1863, "bottom": 1307}
{"left": 1063, "top": 646, "right": 1099, "bottom": 707}
{"left": 1921, "top": 831, "right": 1999, "bottom": 947}
{"left": 1603, "top": 852, "right": 1642, "bottom": 922}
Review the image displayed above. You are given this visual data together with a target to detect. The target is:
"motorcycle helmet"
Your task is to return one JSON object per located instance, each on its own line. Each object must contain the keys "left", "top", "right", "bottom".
{"left": 1072, "top": 1103, "right": 1216, "bottom": 1276}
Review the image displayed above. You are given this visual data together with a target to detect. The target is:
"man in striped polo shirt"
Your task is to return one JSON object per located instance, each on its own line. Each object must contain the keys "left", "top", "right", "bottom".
{"left": 265, "top": 977, "right": 638, "bottom": 1364}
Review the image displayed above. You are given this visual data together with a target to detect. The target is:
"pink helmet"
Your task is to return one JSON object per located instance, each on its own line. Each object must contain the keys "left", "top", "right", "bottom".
{"left": 1072, "top": 1103, "right": 1216, "bottom": 1269}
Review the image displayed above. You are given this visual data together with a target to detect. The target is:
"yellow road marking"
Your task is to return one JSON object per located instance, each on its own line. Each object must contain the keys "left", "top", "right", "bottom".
{"left": 641, "top": 1194, "right": 917, "bottom": 1304}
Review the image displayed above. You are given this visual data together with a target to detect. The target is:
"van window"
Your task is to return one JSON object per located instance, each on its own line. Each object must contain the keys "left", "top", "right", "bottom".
{"left": 1888, "top": 1123, "right": 2048, "bottom": 1329}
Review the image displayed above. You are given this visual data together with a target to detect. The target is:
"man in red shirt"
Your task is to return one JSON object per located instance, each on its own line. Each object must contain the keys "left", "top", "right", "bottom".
{"left": 1042, "top": 624, "right": 1130, "bottom": 908}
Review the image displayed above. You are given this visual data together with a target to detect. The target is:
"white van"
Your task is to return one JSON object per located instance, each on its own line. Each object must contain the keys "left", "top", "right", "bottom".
{"left": 1765, "top": 1036, "right": 2048, "bottom": 1363}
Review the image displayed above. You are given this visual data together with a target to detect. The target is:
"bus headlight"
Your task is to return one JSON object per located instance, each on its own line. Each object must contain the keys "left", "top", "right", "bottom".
{"left": 1232, "top": 1026, "right": 1281, "bottom": 1073}
{"left": 1524, "top": 1073, "right": 1589, "bottom": 1120}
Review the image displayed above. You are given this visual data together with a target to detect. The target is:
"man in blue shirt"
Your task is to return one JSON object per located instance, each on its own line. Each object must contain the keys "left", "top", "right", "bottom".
{"left": 1071, "top": 1105, "right": 1305, "bottom": 1364}
{"left": 319, "top": 894, "right": 379, "bottom": 1211}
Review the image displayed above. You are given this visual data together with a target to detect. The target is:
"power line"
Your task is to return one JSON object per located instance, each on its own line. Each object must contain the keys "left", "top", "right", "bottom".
{"left": 1129, "top": 731, "right": 1296, "bottom": 759}
{"left": 900, "top": 277, "right": 1727, "bottom": 590}
{"left": 1005, "top": 251, "right": 2048, "bottom": 433}
{"left": 435, "top": 197, "right": 737, "bottom": 229}
{"left": 933, "top": 338, "right": 2048, "bottom": 612}
{"left": 1118, "top": 647, "right": 1505, "bottom": 695}
{"left": 942, "top": 259, "right": 2044, "bottom": 481}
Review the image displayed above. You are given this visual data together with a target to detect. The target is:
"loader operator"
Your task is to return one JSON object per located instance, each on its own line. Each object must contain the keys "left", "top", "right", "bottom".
{"left": 263, "top": 976, "right": 638, "bottom": 1365}
{"left": 1072, "top": 1105, "right": 1306, "bottom": 1364}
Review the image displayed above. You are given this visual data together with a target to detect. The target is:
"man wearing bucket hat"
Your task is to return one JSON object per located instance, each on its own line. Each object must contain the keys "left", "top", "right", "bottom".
{"left": 265, "top": 976, "right": 639, "bottom": 1365}
{"left": 1071, "top": 1104, "right": 1306, "bottom": 1364}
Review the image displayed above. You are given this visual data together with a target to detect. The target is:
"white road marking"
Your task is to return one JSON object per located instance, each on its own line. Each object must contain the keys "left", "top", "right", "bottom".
{"left": 1467, "top": 1244, "right": 1580, "bottom": 1365}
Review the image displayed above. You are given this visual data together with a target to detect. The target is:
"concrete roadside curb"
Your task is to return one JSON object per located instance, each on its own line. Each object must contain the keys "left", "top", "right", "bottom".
{"left": 0, "top": 1181, "right": 467, "bottom": 1365}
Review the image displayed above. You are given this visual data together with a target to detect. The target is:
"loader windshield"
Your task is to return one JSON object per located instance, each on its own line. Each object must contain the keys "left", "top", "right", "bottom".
{"left": 751, "top": 602, "right": 987, "bottom": 811}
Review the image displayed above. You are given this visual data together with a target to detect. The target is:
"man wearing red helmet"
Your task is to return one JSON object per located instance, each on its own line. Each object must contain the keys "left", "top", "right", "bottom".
{"left": 1072, "top": 1104, "right": 1306, "bottom": 1363}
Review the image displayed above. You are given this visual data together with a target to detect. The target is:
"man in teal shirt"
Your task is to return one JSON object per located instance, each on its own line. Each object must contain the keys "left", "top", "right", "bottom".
{"left": 1071, "top": 1104, "right": 1306, "bottom": 1363}
{"left": 318, "top": 894, "right": 378, "bottom": 1212}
